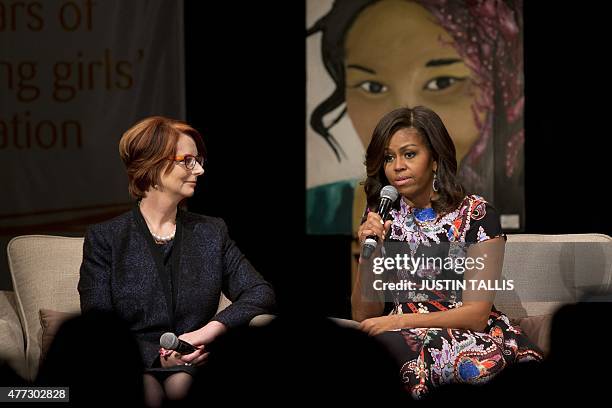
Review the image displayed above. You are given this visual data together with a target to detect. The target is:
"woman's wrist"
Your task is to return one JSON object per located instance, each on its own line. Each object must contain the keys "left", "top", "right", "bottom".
{"left": 208, "top": 320, "right": 228, "bottom": 333}
{"left": 194, "top": 320, "right": 228, "bottom": 343}
{"left": 392, "top": 313, "right": 409, "bottom": 329}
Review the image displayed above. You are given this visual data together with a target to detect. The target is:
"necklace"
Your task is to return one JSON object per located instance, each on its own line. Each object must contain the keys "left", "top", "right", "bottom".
{"left": 138, "top": 200, "right": 176, "bottom": 243}
{"left": 413, "top": 207, "right": 437, "bottom": 223}
{"left": 150, "top": 226, "right": 176, "bottom": 243}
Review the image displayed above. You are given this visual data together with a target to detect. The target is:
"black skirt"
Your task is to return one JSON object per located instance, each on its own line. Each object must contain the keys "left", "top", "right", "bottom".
{"left": 144, "top": 364, "right": 199, "bottom": 382}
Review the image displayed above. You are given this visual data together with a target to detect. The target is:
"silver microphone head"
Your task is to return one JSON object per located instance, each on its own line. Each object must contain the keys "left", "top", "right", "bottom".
{"left": 160, "top": 332, "right": 179, "bottom": 350}
{"left": 380, "top": 185, "right": 399, "bottom": 202}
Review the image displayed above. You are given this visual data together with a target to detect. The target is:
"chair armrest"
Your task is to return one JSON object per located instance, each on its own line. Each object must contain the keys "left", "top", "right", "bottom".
{"left": 248, "top": 315, "right": 363, "bottom": 329}
{"left": 249, "top": 314, "right": 276, "bottom": 327}
{"left": 515, "top": 314, "right": 552, "bottom": 356}
{"left": 328, "top": 317, "right": 362, "bottom": 330}
{"left": 0, "top": 290, "right": 27, "bottom": 378}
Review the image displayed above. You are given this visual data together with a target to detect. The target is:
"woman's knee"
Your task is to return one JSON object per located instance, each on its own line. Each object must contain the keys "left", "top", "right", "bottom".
{"left": 164, "top": 372, "right": 193, "bottom": 401}
{"left": 143, "top": 374, "right": 164, "bottom": 408}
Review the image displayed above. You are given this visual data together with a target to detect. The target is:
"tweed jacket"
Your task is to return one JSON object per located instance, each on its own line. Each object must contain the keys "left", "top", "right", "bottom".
{"left": 78, "top": 204, "right": 275, "bottom": 367}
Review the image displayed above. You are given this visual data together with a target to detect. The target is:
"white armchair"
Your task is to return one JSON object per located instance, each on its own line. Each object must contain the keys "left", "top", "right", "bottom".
{"left": 1, "top": 235, "right": 274, "bottom": 381}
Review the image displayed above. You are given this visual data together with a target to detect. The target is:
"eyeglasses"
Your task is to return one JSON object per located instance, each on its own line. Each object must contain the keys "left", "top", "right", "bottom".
{"left": 168, "top": 154, "right": 206, "bottom": 170}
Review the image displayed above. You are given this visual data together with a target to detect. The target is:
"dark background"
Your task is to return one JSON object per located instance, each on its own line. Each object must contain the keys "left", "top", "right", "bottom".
{"left": 185, "top": 2, "right": 611, "bottom": 319}
{"left": 2, "top": 2, "right": 610, "bottom": 319}
{"left": 182, "top": 2, "right": 307, "bottom": 316}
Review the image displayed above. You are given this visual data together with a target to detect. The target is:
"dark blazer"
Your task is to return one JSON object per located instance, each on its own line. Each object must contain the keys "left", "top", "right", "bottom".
{"left": 78, "top": 204, "right": 276, "bottom": 368}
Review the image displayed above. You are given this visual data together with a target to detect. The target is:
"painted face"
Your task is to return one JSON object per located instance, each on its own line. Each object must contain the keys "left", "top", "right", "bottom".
{"left": 344, "top": 0, "right": 483, "bottom": 162}
{"left": 383, "top": 128, "right": 436, "bottom": 203}
{"left": 159, "top": 133, "right": 204, "bottom": 200}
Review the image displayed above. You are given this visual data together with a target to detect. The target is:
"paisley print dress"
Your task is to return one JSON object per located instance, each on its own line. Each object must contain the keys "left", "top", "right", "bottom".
{"left": 369, "top": 195, "right": 543, "bottom": 398}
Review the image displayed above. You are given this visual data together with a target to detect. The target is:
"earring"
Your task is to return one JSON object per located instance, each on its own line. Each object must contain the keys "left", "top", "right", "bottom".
{"left": 432, "top": 171, "right": 439, "bottom": 192}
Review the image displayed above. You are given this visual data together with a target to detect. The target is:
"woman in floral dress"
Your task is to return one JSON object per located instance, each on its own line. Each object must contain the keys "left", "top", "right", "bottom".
{"left": 352, "top": 106, "right": 542, "bottom": 398}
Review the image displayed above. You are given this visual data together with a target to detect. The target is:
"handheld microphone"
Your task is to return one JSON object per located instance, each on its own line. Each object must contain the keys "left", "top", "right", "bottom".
{"left": 361, "top": 185, "right": 399, "bottom": 260}
{"left": 160, "top": 332, "right": 198, "bottom": 354}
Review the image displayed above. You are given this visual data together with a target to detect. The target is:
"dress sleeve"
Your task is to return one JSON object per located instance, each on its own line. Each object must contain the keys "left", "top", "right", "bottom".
{"left": 465, "top": 200, "right": 506, "bottom": 245}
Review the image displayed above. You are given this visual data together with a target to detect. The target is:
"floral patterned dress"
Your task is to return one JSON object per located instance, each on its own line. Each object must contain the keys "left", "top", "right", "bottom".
{"left": 371, "top": 194, "right": 543, "bottom": 398}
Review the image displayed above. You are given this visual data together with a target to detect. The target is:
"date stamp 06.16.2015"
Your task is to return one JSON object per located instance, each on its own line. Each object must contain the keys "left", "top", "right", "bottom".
{"left": 0, "top": 387, "right": 69, "bottom": 402}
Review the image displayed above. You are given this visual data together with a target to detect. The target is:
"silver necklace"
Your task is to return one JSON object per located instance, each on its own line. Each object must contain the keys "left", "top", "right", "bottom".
{"left": 138, "top": 200, "right": 176, "bottom": 243}
{"left": 150, "top": 226, "right": 176, "bottom": 243}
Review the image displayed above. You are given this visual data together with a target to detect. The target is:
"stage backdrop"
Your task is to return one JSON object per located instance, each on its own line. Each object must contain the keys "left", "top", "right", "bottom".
{"left": 0, "top": 0, "right": 184, "bottom": 288}
{"left": 306, "top": 0, "right": 525, "bottom": 235}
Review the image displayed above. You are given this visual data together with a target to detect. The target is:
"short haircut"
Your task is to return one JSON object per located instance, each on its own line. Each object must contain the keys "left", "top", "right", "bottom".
{"left": 118, "top": 116, "right": 206, "bottom": 200}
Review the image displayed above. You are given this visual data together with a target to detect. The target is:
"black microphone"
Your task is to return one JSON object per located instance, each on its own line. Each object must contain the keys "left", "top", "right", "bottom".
{"left": 160, "top": 332, "right": 198, "bottom": 354}
{"left": 361, "top": 185, "right": 399, "bottom": 260}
